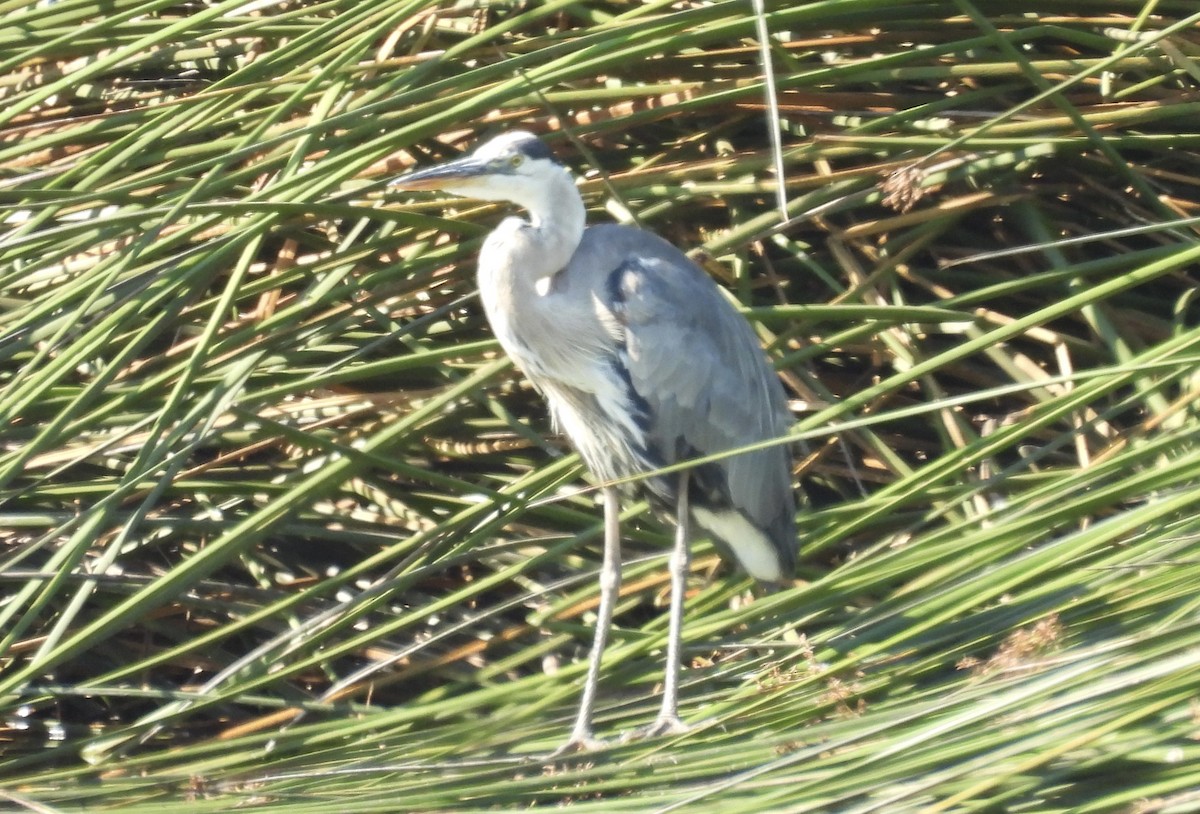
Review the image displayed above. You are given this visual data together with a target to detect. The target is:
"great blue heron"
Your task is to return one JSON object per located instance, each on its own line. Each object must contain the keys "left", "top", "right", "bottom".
{"left": 391, "top": 130, "right": 795, "bottom": 753}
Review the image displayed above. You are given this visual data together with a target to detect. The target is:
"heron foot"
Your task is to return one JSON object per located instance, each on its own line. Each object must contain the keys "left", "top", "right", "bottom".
{"left": 548, "top": 731, "right": 608, "bottom": 758}
{"left": 621, "top": 715, "right": 691, "bottom": 743}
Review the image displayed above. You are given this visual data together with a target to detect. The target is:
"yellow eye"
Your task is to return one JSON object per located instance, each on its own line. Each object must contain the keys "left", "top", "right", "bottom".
{"left": 509, "top": 154, "right": 524, "bottom": 168}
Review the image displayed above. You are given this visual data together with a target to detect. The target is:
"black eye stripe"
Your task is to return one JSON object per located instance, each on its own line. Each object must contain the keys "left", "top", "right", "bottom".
{"left": 513, "top": 137, "right": 554, "bottom": 162}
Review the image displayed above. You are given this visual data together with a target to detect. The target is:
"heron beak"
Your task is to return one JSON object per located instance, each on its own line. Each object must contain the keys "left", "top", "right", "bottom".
{"left": 388, "top": 157, "right": 490, "bottom": 193}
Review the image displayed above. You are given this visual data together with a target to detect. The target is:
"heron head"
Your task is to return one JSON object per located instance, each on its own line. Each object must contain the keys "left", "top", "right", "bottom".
{"left": 390, "top": 131, "right": 568, "bottom": 212}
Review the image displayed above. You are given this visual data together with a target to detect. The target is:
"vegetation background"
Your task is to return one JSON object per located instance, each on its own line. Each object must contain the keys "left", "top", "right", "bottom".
{"left": 2, "top": 0, "right": 1199, "bottom": 810}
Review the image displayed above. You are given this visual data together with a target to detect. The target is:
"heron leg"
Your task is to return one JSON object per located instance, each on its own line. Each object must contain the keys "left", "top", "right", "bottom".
{"left": 552, "top": 485, "right": 621, "bottom": 756}
{"left": 627, "top": 471, "right": 692, "bottom": 740}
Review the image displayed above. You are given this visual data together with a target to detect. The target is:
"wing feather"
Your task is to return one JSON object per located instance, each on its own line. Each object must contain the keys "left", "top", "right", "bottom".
{"left": 592, "top": 232, "right": 796, "bottom": 575}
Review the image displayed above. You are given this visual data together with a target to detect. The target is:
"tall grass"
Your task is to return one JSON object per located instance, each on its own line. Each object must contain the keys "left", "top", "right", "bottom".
{"left": 2, "top": 1, "right": 1199, "bottom": 810}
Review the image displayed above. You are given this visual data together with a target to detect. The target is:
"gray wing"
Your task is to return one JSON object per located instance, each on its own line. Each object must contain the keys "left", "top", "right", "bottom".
{"left": 591, "top": 227, "right": 796, "bottom": 578}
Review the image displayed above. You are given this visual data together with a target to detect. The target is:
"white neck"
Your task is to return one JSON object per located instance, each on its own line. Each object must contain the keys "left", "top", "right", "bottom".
{"left": 519, "top": 167, "right": 586, "bottom": 275}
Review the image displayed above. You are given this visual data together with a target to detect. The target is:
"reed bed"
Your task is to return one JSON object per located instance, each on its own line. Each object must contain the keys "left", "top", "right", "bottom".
{"left": 2, "top": 1, "right": 1199, "bottom": 810}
